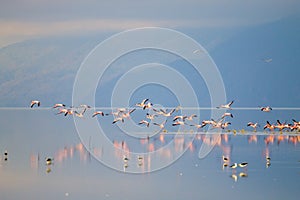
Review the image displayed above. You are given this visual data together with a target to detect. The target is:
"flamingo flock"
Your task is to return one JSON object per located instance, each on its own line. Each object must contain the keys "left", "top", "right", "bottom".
{"left": 29, "top": 99, "right": 300, "bottom": 133}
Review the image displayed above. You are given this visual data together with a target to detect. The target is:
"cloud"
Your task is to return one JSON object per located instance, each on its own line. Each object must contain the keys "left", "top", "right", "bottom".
{"left": 1, "top": 0, "right": 299, "bottom": 47}
{"left": 0, "top": 18, "right": 232, "bottom": 48}
{"left": 0, "top": 16, "right": 284, "bottom": 48}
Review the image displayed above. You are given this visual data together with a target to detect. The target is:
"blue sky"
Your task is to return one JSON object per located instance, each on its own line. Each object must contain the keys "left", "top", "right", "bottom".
{"left": 1, "top": 0, "right": 300, "bottom": 47}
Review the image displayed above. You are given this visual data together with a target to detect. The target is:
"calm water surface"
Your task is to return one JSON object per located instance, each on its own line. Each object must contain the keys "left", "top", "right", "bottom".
{"left": 0, "top": 110, "right": 300, "bottom": 200}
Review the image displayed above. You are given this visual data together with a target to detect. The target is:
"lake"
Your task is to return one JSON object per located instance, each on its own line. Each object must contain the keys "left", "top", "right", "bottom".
{"left": 0, "top": 109, "right": 300, "bottom": 200}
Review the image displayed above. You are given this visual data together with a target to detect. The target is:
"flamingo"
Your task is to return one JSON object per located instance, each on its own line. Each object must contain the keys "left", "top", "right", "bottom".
{"left": 173, "top": 115, "right": 186, "bottom": 121}
{"left": 264, "top": 121, "right": 275, "bottom": 131}
{"left": 74, "top": 108, "right": 86, "bottom": 118}
{"left": 153, "top": 108, "right": 175, "bottom": 117}
{"left": 216, "top": 100, "right": 234, "bottom": 109}
{"left": 146, "top": 113, "right": 157, "bottom": 120}
{"left": 185, "top": 114, "right": 197, "bottom": 121}
{"left": 275, "top": 120, "right": 289, "bottom": 131}
{"left": 139, "top": 120, "right": 150, "bottom": 127}
{"left": 238, "top": 162, "right": 248, "bottom": 168}
{"left": 247, "top": 122, "right": 259, "bottom": 131}
{"left": 153, "top": 120, "right": 167, "bottom": 129}
{"left": 121, "top": 108, "right": 136, "bottom": 119}
{"left": 135, "top": 99, "right": 150, "bottom": 109}
{"left": 92, "top": 111, "right": 105, "bottom": 117}
{"left": 221, "top": 112, "right": 233, "bottom": 118}
{"left": 112, "top": 117, "right": 124, "bottom": 124}
{"left": 260, "top": 106, "right": 272, "bottom": 112}
{"left": 53, "top": 103, "right": 65, "bottom": 108}
{"left": 30, "top": 100, "right": 40, "bottom": 108}
{"left": 172, "top": 120, "right": 185, "bottom": 126}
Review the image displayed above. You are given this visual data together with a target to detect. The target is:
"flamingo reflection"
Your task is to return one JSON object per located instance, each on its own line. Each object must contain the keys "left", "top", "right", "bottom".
{"left": 26, "top": 131, "right": 300, "bottom": 174}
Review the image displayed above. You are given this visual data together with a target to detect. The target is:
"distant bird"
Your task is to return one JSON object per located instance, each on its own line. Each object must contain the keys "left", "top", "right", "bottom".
{"left": 146, "top": 113, "right": 157, "bottom": 120}
{"left": 53, "top": 103, "right": 65, "bottom": 108}
{"left": 193, "top": 49, "right": 202, "bottom": 54}
{"left": 185, "top": 114, "right": 197, "bottom": 121}
{"left": 201, "top": 120, "right": 215, "bottom": 127}
{"left": 74, "top": 108, "right": 87, "bottom": 118}
{"left": 275, "top": 120, "right": 289, "bottom": 131}
{"left": 137, "top": 156, "right": 143, "bottom": 162}
{"left": 112, "top": 117, "right": 124, "bottom": 124}
{"left": 30, "top": 100, "right": 40, "bottom": 108}
{"left": 4, "top": 150, "right": 8, "bottom": 161}
{"left": 135, "top": 99, "right": 151, "bottom": 109}
{"left": 137, "top": 156, "right": 143, "bottom": 166}
{"left": 123, "top": 155, "right": 129, "bottom": 162}
{"left": 247, "top": 122, "right": 259, "bottom": 131}
{"left": 45, "top": 157, "right": 53, "bottom": 165}
{"left": 175, "top": 105, "right": 182, "bottom": 112}
{"left": 109, "top": 111, "right": 121, "bottom": 117}
{"left": 289, "top": 123, "right": 299, "bottom": 131}
{"left": 263, "top": 58, "right": 272, "bottom": 63}
{"left": 56, "top": 108, "right": 68, "bottom": 115}
{"left": 260, "top": 106, "right": 272, "bottom": 112}
{"left": 143, "top": 102, "right": 153, "bottom": 110}
{"left": 153, "top": 108, "right": 175, "bottom": 117}
{"left": 189, "top": 123, "right": 204, "bottom": 129}
{"left": 216, "top": 100, "right": 234, "bottom": 109}
{"left": 238, "top": 162, "right": 248, "bottom": 168}
{"left": 292, "top": 119, "right": 300, "bottom": 125}
{"left": 221, "top": 122, "right": 231, "bottom": 129}
{"left": 139, "top": 120, "right": 150, "bottom": 127}
{"left": 173, "top": 115, "right": 186, "bottom": 121}
{"left": 121, "top": 108, "right": 136, "bottom": 119}
{"left": 92, "top": 111, "right": 105, "bottom": 117}
{"left": 266, "top": 156, "right": 271, "bottom": 168}
{"left": 230, "top": 163, "right": 238, "bottom": 169}
{"left": 153, "top": 120, "right": 167, "bottom": 129}
{"left": 117, "top": 108, "right": 127, "bottom": 113}
{"left": 210, "top": 119, "right": 230, "bottom": 129}
{"left": 222, "top": 155, "right": 229, "bottom": 163}
{"left": 221, "top": 112, "right": 233, "bottom": 118}
{"left": 79, "top": 104, "right": 91, "bottom": 109}
{"left": 291, "top": 119, "right": 300, "bottom": 131}
{"left": 56, "top": 108, "right": 74, "bottom": 116}
{"left": 172, "top": 120, "right": 186, "bottom": 126}
{"left": 264, "top": 121, "right": 275, "bottom": 131}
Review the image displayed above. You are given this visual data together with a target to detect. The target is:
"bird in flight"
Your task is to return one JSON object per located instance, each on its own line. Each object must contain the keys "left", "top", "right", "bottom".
{"left": 53, "top": 103, "right": 65, "bottom": 108}
{"left": 247, "top": 122, "right": 259, "bottom": 131}
{"left": 153, "top": 108, "right": 175, "bottom": 117}
{"left": 139, "top": 120, "right": 150, "bottom": 127}
{"left": 30, "top": 100, "right": 40, "bottom": 108}
{"left": 92, "top": 111, "right": 105, "bottom": 117}
{"left": 153, "top": 120, "right": 167, "bottom": 129}
{"left": 216, "top": 100, "right": 234, "bottom": 109}
{"left": 135, "top": 99, "right": 152, "bottom": 109}
{"left": 221, "top": 112, "right": 233, "bottom": 118}
{"left": 260, "top": 106, "right": 272, "bottom": 112}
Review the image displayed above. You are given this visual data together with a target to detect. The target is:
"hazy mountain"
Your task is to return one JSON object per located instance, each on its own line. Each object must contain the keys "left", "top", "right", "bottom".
{"left": 0, "top": 16, "right": 299, "bottom": 110}
{"left": 0, "top": 35, "right": 106, "bottom": 106}
{"left": 210, "top": 15, "right": 300, "bottom": 107}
